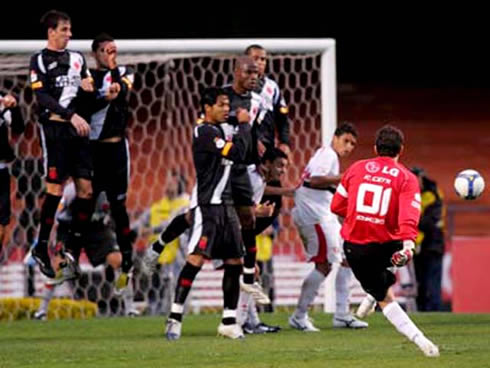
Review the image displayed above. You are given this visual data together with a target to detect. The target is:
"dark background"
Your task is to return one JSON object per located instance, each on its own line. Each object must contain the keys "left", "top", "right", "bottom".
{"left": 1, "top": 5, "right": 488, "bottom": 87}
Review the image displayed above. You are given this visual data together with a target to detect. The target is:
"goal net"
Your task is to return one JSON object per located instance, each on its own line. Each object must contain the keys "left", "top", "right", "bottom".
{"left": 0, "top": 39, "right": 347, "bottom": 319}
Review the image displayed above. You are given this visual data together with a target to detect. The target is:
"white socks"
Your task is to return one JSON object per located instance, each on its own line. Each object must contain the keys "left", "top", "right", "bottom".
{"left": 122, "top": 280, "right": 135, "bottom": 315}
{"left": 38, "top": 284, "right": 56, "bottom": 313}
{"left": 237, "top": 291, "right": 261, "bottom": 326}
{"left": 382, "top": 301, "right": 423, "bottom": 341}
{"left": 237, "top": 291, "right": 252, "bottom": 325}
{"left": 335, "top": 266, "right": 352, "bottom": 316}
{"left": 294, "top": 268, "right": 325, "bottom": 319}
{"left": 247, "top": 298, "right": 260, "bottom": 326}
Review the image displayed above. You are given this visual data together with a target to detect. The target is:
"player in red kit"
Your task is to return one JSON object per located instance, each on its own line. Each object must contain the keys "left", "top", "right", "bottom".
{"left": 331, "top": 125, "right": 440, "bottom": 358}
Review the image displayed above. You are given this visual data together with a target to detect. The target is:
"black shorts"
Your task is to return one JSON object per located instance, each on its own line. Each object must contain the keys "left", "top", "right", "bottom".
{"left": 91, "top": 139, "right": 130, "bottom": 201}
{"left": 231, "top": 164, "right": 254, "bottom": 206}
{"left": 39, "top": 122, "right": 93, "bottom": 184}
{"left": 57, "top": 222, "right": 119, "bottom": 267}
{"left": 344, "top": 240, "right": 403, "bottom": 302}
{"left": 188, "top": 205, "right": 244, "bottom": 260}
{"left": 0, "top": 168, "right": 11, "bottom": 226}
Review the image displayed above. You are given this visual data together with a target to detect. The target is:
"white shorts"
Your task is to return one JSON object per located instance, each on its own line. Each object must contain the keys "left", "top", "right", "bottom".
{"left": 292, "top": 208, "right": 342, "bottom": 264}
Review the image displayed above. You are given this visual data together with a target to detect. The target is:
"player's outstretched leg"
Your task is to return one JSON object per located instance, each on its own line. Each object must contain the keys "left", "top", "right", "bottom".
{"left": 141, "top": 213, "right": 191, "bottom": 275}
{"left": 289, "top": 266, "right": 326, "bottom": 332}
{"left": 381, "top": 288, "right": 439, "bottom": 357}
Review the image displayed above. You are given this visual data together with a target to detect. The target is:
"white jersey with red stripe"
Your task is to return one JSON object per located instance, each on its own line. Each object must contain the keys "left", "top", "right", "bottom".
{"left": 294, "top": 146, "right": 339, "bottom": 225}
{"left": 292, "top": 214, "right": 342, "bottom": 264}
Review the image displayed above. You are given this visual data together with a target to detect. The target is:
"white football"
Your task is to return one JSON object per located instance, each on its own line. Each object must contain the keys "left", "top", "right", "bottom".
{"left": 454, "top": 169, "right": 485, "bottom": 200}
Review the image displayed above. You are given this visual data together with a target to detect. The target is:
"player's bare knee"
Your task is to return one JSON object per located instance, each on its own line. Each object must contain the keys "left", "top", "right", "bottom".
{"left": 184, "top": 211, "right": 192, "bottom": 225}
{"left": 51, "top": 254, "right": 65, "bottom": 271}
{"left": 75, "top": 179, "right": 93, "bottom": 199}
{"left": 315, "top": 261, "right": 331, "bottom": 276}
{"left": 224, "top": 258, "right": 242, "bottom": 266}
{"left": 237, "top": 206, "right": 255, "bottom": 229}
{"left": 76, "top": 187, "right": 93, "bottom": 199}
{"left": 46, "top": 182, "right": 63, "bottom": 196}
{"left": 379, "top": 287, "right": 395, "bottom": 308}
{"left": 106, "top": 252, "right": 122, "bottom": 269}
{"left": 186, "top": 254, "right": 204, "bottom": 268}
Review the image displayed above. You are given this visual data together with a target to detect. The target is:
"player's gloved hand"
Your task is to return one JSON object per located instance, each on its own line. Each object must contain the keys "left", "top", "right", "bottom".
{"left": 391, "top": 240, "right": 415, "bottom": 267}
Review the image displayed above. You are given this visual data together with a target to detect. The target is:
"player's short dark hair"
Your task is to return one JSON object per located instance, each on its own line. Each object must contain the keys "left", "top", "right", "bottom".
{"left": 200, "top": 87, "right": 227, "bottom": 112}
{"left": 262, "top": 147, "right": 288, "bottom": 163}
{"left": 244, "top": 44, "right": 265, "bottom": 55}
{"left": 40, "top": 10, "right": 70, "bottom": 33}
{"left": 375, "top": 124, "right": 404, "bottom": 157}
{"left": 334, "top": 122, "right": 358, "bottom": 138}
{"left": 92, "top": 33, "right": 115, "bottom": 52}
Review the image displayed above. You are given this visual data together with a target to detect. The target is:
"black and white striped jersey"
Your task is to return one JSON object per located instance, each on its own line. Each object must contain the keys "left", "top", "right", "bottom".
{"left": 221, "top": 85, "right": 262, "bottom": 165}
{"left": 0, "top": 91, "right": 25, "bottom": 163}
{"left": 87, "top": 66, "right": 134, "bottom": 141}
{"left": 254, "top": 76, "right": 290, "bottom": 148}
{"left": 29, "top": 48, "right": 91, "bottom": 123}
{"left": 193, "top": 122, "right": 251, "bottom": 205}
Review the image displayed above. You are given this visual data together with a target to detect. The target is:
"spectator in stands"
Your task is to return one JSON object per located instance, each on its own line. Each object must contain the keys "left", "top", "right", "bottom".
{"left": 411, "top": 167, "right": 445, "bottom": 311}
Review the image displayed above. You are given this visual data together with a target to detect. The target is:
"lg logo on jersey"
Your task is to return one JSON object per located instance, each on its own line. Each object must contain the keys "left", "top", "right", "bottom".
{"left": 382, "top": 166, "right": 399, "bottom": 177}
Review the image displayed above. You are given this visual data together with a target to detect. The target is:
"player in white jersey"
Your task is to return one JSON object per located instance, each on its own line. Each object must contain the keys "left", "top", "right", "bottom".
{"left": 289, "top": 122, "right": 367, "bottom": 331}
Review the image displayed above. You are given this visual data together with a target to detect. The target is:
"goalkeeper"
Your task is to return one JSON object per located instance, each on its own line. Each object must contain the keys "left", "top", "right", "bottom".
{"left": 331, "top": 125, "right": 440, "bottom": 358}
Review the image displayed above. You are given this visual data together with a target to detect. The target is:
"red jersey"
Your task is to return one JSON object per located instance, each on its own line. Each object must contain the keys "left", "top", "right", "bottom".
{"left": 331, "top": 156, "right": 421, "bottom": 244}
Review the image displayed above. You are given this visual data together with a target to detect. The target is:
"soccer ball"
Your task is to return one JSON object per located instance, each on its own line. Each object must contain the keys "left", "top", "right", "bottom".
{"left": 454, "top": 169, "right": 485, "bottom": 200}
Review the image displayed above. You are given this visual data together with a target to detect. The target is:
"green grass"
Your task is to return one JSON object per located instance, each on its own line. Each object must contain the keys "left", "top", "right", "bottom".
{"left": 1, "top": 312, "right": 489, "bottom": 368}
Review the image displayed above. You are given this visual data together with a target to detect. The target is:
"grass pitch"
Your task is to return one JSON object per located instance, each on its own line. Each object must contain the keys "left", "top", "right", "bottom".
{"left": 1, "top": 312, "right": 489, "bottom": 368}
